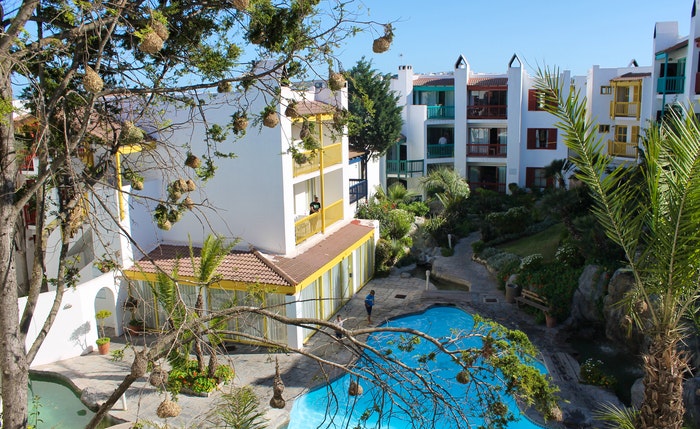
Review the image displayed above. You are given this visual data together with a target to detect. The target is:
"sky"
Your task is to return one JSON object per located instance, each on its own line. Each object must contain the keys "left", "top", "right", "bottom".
{"left": 336, "top": 0, "right": 692, "bottom": 77}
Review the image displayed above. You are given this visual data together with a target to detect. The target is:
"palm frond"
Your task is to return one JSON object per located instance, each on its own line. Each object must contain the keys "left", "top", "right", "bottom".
{"left": 594, "top": 402, "right": 638, "bottom": 429}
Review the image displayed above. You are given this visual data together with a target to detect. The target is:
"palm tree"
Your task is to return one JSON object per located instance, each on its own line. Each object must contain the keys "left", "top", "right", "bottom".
{"left": 543, "top": 158, "right": 574, "bottom": 189}
{"left": 419, "top": 167, "right": 470, "bottom": 212}
{"left": 536, "top": 69, "right": 700, "bottom": 429}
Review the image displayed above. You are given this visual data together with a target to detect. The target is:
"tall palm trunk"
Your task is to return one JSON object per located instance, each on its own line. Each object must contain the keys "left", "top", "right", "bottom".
{"left": 638, "top": 334, "right": 687, "bottom": 429}
{"left": 194, "top": 291, "right": 206, "bottom": 372}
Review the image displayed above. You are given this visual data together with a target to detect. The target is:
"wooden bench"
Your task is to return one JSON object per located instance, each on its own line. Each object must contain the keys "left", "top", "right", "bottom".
{"left": 514, "top": 289, "right": 550, "bottom": 313}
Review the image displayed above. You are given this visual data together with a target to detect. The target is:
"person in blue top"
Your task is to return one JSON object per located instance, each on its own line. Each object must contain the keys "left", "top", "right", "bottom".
{"left": 364, "top": 290, "right": 375, "bottom": 323}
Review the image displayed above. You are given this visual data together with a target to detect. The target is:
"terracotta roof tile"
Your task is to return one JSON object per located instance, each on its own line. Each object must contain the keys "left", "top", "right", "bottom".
{"left": 610, "top": 72, "right": 651, "bottom": 81}
{"left": 414, "top": 76, "right": 454, "bottom": 86}
{"left": 133, "top": 221, "right": 374, "bottom": 286}
{"left": 135, "top": 246, "right": 291, "bottom": 286}
{"left": 295, "top": 100, "right": 337, "bottom": 116}
{"left": 272, "top": 221, "right": 374, "bottom": 283}
{"left": 468, "top": 76, "right": 508, "bottom": 86}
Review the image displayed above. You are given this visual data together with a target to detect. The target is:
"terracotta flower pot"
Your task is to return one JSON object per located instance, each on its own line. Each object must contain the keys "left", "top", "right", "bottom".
{"left": 97, "top": 341, "right": 110, "bottom": 355}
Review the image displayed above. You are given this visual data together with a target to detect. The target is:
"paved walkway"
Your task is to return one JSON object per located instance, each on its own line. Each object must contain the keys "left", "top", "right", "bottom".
{"left": 34, "top": 234, "right": 619, "bottom": 428}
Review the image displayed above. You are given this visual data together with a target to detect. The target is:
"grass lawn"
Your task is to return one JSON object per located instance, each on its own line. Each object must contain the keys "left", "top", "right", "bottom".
{"left": 497, "top": 223, "right": 566, "bottom": 262}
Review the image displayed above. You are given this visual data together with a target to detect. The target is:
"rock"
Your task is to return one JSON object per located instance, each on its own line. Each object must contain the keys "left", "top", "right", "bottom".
{"left": 399, "top": 272, "right": 411, "bottom": 279}
{"left": 683, "top": 377, "right": 700, "bottom": 428}
{"left": 630, "top": 377, "right": 644, "bottom": 409}
{"left": 603, "top": 269, "right": 645, "bottom": 354}
{"left": 570, "top": 265, "right": 607, "bottom": 326}
{"left": 80, "top": 387, "right": 103, "bottom": 409}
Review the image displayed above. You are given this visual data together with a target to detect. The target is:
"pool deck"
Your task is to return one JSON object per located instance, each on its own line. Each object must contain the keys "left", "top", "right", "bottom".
{"left": 33, "top": 233, "right": 620, "bottom": 428}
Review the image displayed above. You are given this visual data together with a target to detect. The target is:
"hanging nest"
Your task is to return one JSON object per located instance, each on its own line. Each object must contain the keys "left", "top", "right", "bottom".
{"left": 285, "top": 101, "right": 299, "bottom": 118}
{"left": 131, "top": 351, "right": 148, "bottom": 378}
{"left": 263, "top": 110, "right": 279, "bottom": 128}
{"left": 131, "top": 179, "right": 144, "bottom": 190}
{"left": 372, "top": 24, "right": 394, "bottom": 54}
{"left": 120, "top": 121, "right": 145, "bottom": 144}
{"left": 232, "top": 114, "right": 248, "bottom": 134}
{"left": 149, "top": 366, "right": 169, "bottom": 388}
{"left": 167, "top": 209, "right": 182, "bottom": 223}
{"left": 174, "top": 178, "right": 188, "bottom": 193}
{"left": 299, "top": 121, "right": 310, "bottom": 139}
{"left": 328, "top": 72, "right": 346, "bottom": 91}
{"left": 83, "top": 66, "right": 104, "bottom": 94}
{"left": 185, "top": 154, "right": 201, "bottom": 169}
{"left": 138, "top": 31, "right": 164, "bottom": 54}
{"left": 156, "top": 399, "right": 181, "bottom": 418}
{"left": 232, "top": 0, "right": 250, "bottom": 11}
{"left": 456, "top": 370, "right": 470, "bottom": 384}
{"left": 217, "top": 81, "right": 232, "bottom": 93}
{"left": 185, "top": 179, "right": 196, "bottom": 192}
{"left": 182, "top": 196, "right": 195, "bottom": 210}
{"left": 348, "top": 380, "right": 363, "bottom": 396}
{"left": 151, "top": 21, "right": 169, "bottom": 41}
{"left": 157, "top": 219, "right": 172, "bottom": 230}
{"left": 168, "top": 189, "right": 182, "bottom": 202}
{"left": 372, "top": 36, "right": 392, "bottom": 53}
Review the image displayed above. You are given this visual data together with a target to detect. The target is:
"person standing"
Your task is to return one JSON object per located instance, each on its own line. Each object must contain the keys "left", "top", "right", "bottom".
{"left": 309, "top": 195, "right": 321, "bottom": 214}
{"left": 364, "top": 290, "right": 375, "bottom": 323}
{"left": 334, "top": 314, "right": 345, "bottom": 339}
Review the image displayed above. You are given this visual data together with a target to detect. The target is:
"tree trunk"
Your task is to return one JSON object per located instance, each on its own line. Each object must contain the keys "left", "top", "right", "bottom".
{"left": 637, "top": 334, "right": 687, "bottom": 429}
{"left": 0, "top": 65, "right": 29, "bottom": 429}
{"left": 194, "top": 291, "right": 206, "bottom": 372}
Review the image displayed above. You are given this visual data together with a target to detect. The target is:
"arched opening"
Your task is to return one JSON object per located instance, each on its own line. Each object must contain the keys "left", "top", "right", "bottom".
{"left": 94, "top": 287, "right": 116, "bottom": 339}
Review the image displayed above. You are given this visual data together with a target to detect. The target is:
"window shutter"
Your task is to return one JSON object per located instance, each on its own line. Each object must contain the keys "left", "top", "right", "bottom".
{"left": 631, "top": 126, "right": 640, "bottom": 143}
{"left": 528, "top": 90, "right": 537, "bottom": 111}
{"left": 547, "top": 128, "right": 557, "bottom": 149}
{"left": 527, "top": 129, "right": 535, "bottom": 149}
{"left": 525, "top": 167, "right": 535, "bottom": 188}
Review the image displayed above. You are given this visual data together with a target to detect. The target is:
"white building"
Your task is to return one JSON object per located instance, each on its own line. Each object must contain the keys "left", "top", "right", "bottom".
{"left": 17, "top": 71, "right": 381, "bottom": 365}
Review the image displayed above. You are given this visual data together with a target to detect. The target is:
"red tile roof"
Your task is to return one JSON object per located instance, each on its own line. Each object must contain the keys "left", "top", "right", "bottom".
{"left": 610, "top": 72, "right": 651, "bottom": 82}
{"left": 656, "top": 38, "right": 688, "bottom": 55}
{"left": 414, "top": 76, "right": 454, "bottom": 86}
{"left": 295, "top": 100, "right": 337, "bottom": 116}
{"left": 131, "top": 221, "right": 375, "bottom": 286}
{"left": 469, "top": 76, "right": 508, "bottom": 86}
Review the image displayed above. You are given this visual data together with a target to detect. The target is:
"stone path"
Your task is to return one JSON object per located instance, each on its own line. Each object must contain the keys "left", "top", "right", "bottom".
{"left": 34, "top": 233, "right": 621, "bottom": 428}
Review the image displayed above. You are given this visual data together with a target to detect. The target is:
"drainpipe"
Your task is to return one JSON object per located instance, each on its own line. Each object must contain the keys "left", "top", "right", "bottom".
{"left": 317, "top": 114, "right": 325, "bottom": 232}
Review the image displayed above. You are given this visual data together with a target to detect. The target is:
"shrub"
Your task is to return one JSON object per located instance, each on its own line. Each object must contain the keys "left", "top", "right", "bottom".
{"left": 519, "top": 253, "right": 544, "bottom": 271}
{"left": 399, "top": 201, "right": 430, "bottom": 217}
{"left": 496, "top": 257, "right": 521, "bottom": 289}
{"left": 483, "top": 206, "right": 532, "bottom": 240}
{"left": 471, "top": 240, "right": 485, "bottom": 255}
{"left": 441, "top": 247, "right": 455, "bottom": 257}
{"left": 580, "top": 358, "right": 616, "bottom": 389}
{"left": 168, "top": 360, "right": 234, "bottom": 395}
{"left": 479, "top": 247, "right": 501, "bottom": 259}
{"left": 555, "top": 242, "right": 584, "bottom": 267}
{"left": 486, "top": 252, "right": 521, "bottom": 273}
{"left": 383, "top": 209, "right": 413, "bottom": 240}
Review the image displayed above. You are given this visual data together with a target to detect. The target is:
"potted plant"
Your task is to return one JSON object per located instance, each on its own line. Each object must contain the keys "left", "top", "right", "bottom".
{"left": 127, "top": 318, "right": 146, "bottom": 335}
{"left": 95, "top": 310, "right": 112, "bottom": 355}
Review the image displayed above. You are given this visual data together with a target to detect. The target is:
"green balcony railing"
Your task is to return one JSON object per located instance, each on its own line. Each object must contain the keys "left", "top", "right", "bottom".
{"left": 427, "top": 105, "right": 455, "bottom": 119}
{"left": 657, "top": 76, "right": 685, "bottom": 94}
{"left": 427, "top": 144, "right": 454, "bottom": 159}
{"left": 386, "top": 159, "right": 424, "bottom": 177}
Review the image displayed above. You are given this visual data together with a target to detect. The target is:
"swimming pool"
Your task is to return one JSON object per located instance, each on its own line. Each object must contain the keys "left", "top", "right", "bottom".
{"left": 287, "top": 306, "right": 548, "bottom": 429}
{"left": 28, "top": 373, "right": 118, "bottom": 428}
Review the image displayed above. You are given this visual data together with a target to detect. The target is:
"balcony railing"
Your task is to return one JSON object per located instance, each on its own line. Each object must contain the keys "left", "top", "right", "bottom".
{"left": 657, "top": 76, "right": 685, "bottom": 94}
{"left": 427, "top": 105, "right": 455, "bottom": 119}
{"left": 292, "top": 142, "right": 343, "bottom": 177}
{"left": 467, "top": 105, "right": 507, "bottom": 119}
{"left": 386, "top": 159, "right": 424, "bottom": 176}
{"left": 467, "top": 144, "right": 507, "bottom": 157}
{"left": 294, "top": 198, "right": 343, "bottom": 244}
{"left": 349, "top": 179, "right": 367, "bottom": 204}
{"left": 427, "top": 144, "right": 454, "bottom": 159}
{"left": 607, "top": 140, "right": 637, "bottom": 158}
{"left": 609, "top": 101, "right": 640, "bottom": 119}
{"left": 469, "top": 181, "right": 506, "bottom": 193}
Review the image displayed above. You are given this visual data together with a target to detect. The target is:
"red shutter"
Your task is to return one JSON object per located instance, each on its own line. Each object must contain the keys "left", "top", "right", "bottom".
{"left": 527, "top": 129, "right": 535, "bottom": 149}
{"left": 548, "top": 128, "right": 557, "bottom": 149}
{"left": 528, "top": 90, "right": 537, "bottom": 111}
{"left": 525, "top": 167, "right": 535, "bottom": 188}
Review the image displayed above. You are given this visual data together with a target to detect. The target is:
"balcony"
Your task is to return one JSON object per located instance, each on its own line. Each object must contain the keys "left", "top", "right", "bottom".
{"left": 427, "top": 105, "right": 455, "bottom": 119}
{"left": 657, "top": 76, "right": 685, "bottom": 94}
{"left": 292, "top": 142, "right": 343, "bottom": 177}
{"left": 467, "top": 144, "right": 506, "bottom": 157}
{"left": 386, "top": 159, "right": 424, "bottom": 177}
{"left": 294, "top": 198, "right": 343, "bottom": 244}
{"left": 607, "top": 140, "right": 637, "bottom": 158}
{"left": 349, "top": 179, "right": 367, "bottom": 204}
{"left": 467, "top": 105, "right": 507, "bottom": 119}
{"left": 427, "top": 144, "right": 454, "bottom": 159}
{"left": 609, "top": 101, "right": 640, "bottom": 119}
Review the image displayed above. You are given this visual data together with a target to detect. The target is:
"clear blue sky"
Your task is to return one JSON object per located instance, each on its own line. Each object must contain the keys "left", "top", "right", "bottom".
{"left": 337, "top": 1, "right": 692, "bottom": 76}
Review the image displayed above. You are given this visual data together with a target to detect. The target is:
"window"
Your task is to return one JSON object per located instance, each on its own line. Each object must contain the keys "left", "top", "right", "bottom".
{"left": 615, "top": 125, "right": 628, "bottom": 142}
{"left": 527, "top": 128, "right": 557, "bottom": 149}
{"left": 526, "top": 167, "right": 551, "bottom": 189}
{"left": 528, "top": 89, "right": 545, "bottom": 111}
{"left": 600, "top": 86, "right": 612, "bottom": 95}
{"left": 599, "top": 125, "right": 610, "bottom": 133}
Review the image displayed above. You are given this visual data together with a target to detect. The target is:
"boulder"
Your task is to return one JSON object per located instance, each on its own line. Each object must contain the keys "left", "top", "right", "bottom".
{"left": 570, "top": 265, "right": 607, "bottom": 326}
{"left": 683, "top": 377, "right": 700, "bottom": 428}
{"left": 603, "top": 269, "right": 645, "bottom": 354}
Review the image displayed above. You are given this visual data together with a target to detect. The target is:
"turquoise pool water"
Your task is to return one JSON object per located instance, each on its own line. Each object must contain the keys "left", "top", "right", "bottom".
{"left": 288, "top": 306, "right": 547, "bottom": 429}
{"left": 28, "top": 373, "right": 116, "bottom": 428}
